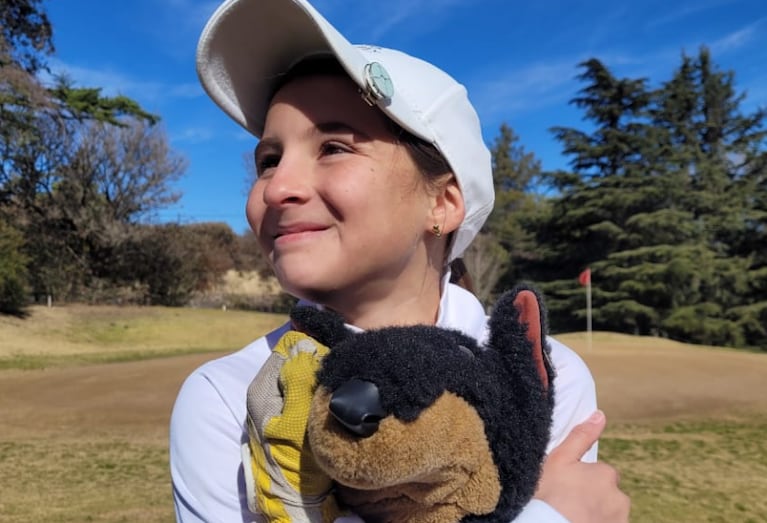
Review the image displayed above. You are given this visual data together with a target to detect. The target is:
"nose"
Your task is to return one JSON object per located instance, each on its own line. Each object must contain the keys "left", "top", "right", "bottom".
{"left": 329, "top": 379, "right": 386, "bottom": 437}
{"left": 260, "top": 155, "right": 311, "bottom": 208}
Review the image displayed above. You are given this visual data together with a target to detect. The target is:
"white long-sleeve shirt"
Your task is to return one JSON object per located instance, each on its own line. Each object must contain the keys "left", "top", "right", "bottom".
{"left": 170, "top": 282, "right": 597, "bottom": 522}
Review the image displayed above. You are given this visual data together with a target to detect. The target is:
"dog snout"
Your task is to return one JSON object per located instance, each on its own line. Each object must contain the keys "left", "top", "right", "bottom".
{"left": 328, "top": 378, "right": 385, "bottom": 437}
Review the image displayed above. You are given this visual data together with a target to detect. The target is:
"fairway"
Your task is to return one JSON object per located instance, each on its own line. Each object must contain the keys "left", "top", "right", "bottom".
{"left": 557, "top": 331, "right": 767, "bottom": 421}
{"left": 1, "top": 308, "right": 766, "bottom": 522}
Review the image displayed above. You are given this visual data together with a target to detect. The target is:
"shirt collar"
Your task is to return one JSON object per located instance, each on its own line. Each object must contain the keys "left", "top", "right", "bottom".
{"left": 435, "top": 269, "right": 489, "bottom": 343}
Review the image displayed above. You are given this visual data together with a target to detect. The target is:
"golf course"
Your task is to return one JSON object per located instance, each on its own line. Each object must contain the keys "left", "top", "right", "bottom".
{"left": 1, "top": 305, "right": 765, "bottom": 522}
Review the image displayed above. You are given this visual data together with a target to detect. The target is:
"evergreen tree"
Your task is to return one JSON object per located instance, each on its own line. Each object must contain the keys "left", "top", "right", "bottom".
{"left": 529, "top": 59, "right": 668, "bottom": 333}
{"left": 482, "top": 123, "right": 543, "bottom": 296}
{"left": 531, "top": 50, "right": 767, "bottom": 349}
{"left": 650, "top": 48, "right": 767, "bottom": 347}
{"left": 0, "top": 219, "right": 28, "bottom": 314}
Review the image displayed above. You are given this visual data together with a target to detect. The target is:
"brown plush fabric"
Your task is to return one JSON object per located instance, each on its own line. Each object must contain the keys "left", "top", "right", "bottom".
{"left": 308, "top": 390, "right": 501, "bottom": 523}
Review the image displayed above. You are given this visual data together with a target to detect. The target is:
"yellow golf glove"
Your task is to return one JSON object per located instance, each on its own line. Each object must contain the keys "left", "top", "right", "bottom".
{"left": 243, "top": 331, "right": 340, "bottom": 523}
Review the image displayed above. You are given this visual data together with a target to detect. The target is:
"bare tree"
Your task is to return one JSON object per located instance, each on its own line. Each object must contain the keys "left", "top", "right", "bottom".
{"left": 68, "top": 119, "right": 185, "bottom": 224}
{"left": 461, "top": 232, "right": 509, "bottom": 307}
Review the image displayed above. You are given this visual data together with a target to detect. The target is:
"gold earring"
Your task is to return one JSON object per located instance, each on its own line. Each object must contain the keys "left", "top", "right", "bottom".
{"left": 432, "top": 224, "right": 442, "bottom": 238}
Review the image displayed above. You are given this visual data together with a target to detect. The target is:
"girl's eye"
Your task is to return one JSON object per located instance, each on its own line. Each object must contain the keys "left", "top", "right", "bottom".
{"left": 256, "top": 153, "right": 280, "bottom": 175}
{"left": 320, "top": 141, "right": 351, "bottom": 156}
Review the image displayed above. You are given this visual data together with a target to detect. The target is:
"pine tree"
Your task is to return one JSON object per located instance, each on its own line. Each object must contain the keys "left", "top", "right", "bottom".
{"left": 530, "top": 50, "right": 767, "bottom": 349}
{"left": 650, "top": 48, "right": 767, "bottom": 347}
{"left": 483, "top": 123, "right": 544, "bottom": 293}
{"left": 529, "top": 59, "right": 673, "bottom": 334}
{"left": 462, "top": 124, "right": 544, "bottom": 304}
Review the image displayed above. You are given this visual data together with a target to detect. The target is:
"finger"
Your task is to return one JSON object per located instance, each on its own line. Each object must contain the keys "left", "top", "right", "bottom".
{"left": 549, "top": 410, "right": 606, "bottom": 463}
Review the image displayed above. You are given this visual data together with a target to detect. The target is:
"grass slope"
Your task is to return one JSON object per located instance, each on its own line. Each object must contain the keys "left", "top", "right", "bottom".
{"left": 0, "top": 304, "right": 287, "bottom": 369}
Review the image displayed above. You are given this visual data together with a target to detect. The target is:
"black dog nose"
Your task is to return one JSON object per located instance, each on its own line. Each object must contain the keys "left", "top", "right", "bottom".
{"left": 329, "top": 379, "right": 386, "bottom": 437}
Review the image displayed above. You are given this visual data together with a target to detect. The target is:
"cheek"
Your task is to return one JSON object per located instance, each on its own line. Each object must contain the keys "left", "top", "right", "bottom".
{"left": 245, "top": 183, "right": 261, "bottom": 227}
{"left": 245, "top": 183, "right": 270, "bottom": 248}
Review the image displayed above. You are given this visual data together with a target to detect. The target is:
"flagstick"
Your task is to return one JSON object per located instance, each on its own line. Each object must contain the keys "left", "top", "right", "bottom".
{"left": 586, "top": 279, "right": 592, "bottom": 352}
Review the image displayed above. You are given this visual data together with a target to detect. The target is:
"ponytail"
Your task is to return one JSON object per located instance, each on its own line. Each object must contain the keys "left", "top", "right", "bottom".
{"left": 449, "top": 258, "right": 475, "bottom": 294}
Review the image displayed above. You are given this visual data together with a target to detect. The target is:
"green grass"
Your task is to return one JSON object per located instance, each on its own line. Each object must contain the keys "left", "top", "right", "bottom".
{"left": 0, "top": 438, "right": 173, "bottom": 523}
{"left": 1, "top": 416, "right": 765, "bottom": 522}
{"left": 0, "top": 346, "right": 230, "bottom": 370}
{"left": 601, "top": 416, "right": 767, "bottom": 522}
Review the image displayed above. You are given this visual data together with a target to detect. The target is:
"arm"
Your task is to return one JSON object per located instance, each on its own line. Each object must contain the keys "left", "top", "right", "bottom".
{"left": 513, "top": 338, "right": 629, "bottom": 522}
{"left": 170, "top": 326, "right": 286, "bottom": 522}
{"left": 534, "top": 411, "right": 631, "bottom": 523}
{"left": 545, "top": 337, "right": 598, "bottom": 460}
{"left": 508, "top": 337, "right": 599, "bottom": 522}
{"left": 170, "top": 371, "right": 256, "bottom": 523}
{"left": 511, "top": 411, "right": 630, "bottom": 523}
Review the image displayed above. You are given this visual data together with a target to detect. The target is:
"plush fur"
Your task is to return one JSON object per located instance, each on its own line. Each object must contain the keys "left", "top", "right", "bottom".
{"left": 295, "top": 286, "right": 555, "bottom": 523}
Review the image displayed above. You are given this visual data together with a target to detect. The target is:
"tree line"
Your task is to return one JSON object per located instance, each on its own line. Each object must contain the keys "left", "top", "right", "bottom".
{"left": 0, "top": 0, "right": 271, "bottom": 311}
{"left": 2, "top": 1, "right": 765, "bottom": 350}
{"left": 474, "top": 50, "right": 767, "bottom": 351}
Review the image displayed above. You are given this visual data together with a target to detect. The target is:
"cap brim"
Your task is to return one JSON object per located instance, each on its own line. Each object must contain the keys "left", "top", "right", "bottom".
{"left": 197, "top": 0, "right": 369, "bottom": 137}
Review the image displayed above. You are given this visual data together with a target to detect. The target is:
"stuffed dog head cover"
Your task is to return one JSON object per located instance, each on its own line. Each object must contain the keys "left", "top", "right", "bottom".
{"left": 293, "top": 286, "right": 555, "bottom": 523}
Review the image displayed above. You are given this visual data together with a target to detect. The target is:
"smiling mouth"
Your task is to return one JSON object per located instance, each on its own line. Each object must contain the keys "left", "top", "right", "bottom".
{"left": 273, "top": 226, "right": 328, "bottom": 243}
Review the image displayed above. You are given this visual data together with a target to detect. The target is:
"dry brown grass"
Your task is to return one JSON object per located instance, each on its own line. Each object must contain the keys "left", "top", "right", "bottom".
{"left": 0, "top": 303, "right": 286, "bottom": 359}
{"left": 556, "top": 331, "right": 767, "bottom": 421}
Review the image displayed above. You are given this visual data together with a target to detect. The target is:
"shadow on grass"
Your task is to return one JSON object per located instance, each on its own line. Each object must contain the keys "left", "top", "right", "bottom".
{"left": 0, "top": 307, "right": 30, "bottom": 319}
{"left": 0, "top": 347, "right": 229, "bottom": 370}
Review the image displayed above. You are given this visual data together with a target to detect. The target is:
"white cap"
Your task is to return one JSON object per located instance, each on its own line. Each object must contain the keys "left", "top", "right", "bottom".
{"left": 197, "top": 0, "right": 494, "bottom": 261}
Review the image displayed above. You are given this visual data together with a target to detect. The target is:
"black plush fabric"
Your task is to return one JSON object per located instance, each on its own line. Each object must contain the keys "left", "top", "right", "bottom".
{"left": 291, "top": 285, "right": 556, "bottom": 522}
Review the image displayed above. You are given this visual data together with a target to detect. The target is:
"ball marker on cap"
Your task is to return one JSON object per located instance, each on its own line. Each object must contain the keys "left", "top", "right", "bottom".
{"left": 361, "top": 62, "right": 394, "bottom": 106}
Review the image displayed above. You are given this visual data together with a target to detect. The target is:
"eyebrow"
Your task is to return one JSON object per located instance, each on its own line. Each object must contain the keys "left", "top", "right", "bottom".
{"left": 314, "top": 121, "right": 372, "bottom": 141}
{"left": 255, "top": 120, "right": 376, "bottom": 159}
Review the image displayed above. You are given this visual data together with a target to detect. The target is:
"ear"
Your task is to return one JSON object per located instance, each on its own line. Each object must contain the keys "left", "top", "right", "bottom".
{"left": 512, "top": 290, "right": 549, "bottom": 391}
{"left": 290, "top": 306, "right": 351, "bottom": 347}
{"left": 428, "top": 176, "right": 465, "bottom": 236}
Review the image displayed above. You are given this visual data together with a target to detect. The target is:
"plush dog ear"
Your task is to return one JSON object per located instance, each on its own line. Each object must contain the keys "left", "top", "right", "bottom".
{"left": 512, "top": 289, "right": 549, "bottom": 391}
{"left": 289, "top": 305, "right": 352, "bottom": 347}
{"left": 489, "top": 286, "right": 551, "bottom": 391}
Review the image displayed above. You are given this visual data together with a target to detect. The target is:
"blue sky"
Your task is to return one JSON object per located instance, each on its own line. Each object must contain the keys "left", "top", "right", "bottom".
{"left": 44, "top": 0, "right": 767, "bottom": 235}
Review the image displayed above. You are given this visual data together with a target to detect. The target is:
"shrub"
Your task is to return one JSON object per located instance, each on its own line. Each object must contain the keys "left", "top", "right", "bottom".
{"left": 0, "top": 222, "right": 29, "bottom": 315}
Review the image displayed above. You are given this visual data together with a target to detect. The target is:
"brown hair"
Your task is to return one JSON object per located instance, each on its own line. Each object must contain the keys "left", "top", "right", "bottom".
{"left": 272, "top": 56, "right": 473, "bottom": 290}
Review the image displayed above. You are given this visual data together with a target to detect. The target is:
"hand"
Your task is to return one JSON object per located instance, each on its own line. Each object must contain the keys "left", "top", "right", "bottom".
{"left": 243, "top": 331, "right": 340, "bottom": 523}
{"left": 534, "top": 410, "right": 630, "bottom": 523}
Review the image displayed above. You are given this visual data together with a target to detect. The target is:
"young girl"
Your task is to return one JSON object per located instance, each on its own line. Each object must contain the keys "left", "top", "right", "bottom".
{"left": 170, "top": 0, "right": 629, "bottom": 521}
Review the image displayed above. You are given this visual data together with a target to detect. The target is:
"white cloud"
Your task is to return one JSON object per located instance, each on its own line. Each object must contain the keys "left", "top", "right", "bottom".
{"left": 170, "top": 82, "right": 205, "bottom": 99}
{"left": 646, "top": 0, "right": 740, "bottom": 29}
{"left": 709, "top": 18, "right": 766, "bottom": 54}
{"left": 366, "top": 0, "right": 467, "bottom": 41}
{"left": 172, "top": 126, "right": 215, "bottom": 144}
{"left": 470, "top": 46, "right": 686, "bottom": 125}
{"left": 46, "top": 58, "right": 204, "bottom": 104}
{"left": 471, "top": 60, "right": 580, "bottom": 119}
{"left": 319, "top": 0, "right": 469, "bottom": 42}
{"left": 156, "top": 0, "right": 221, "bottom": 32}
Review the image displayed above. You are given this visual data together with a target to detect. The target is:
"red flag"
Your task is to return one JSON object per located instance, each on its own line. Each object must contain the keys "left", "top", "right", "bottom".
{"left": 578, "top": 268, "right": 591, "bottom": 286}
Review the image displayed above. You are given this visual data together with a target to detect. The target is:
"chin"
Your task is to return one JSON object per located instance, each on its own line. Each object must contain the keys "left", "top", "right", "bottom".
{"left": 276, "top": 269, "right": 334, "bottom": 303}
{"left": 272, "top": 253, "right": 347, "bottom": 301}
